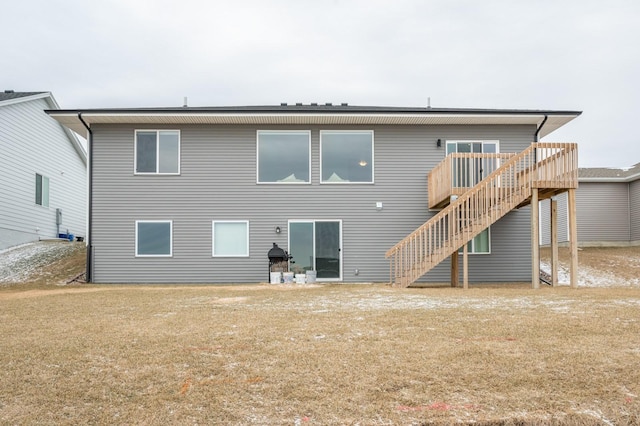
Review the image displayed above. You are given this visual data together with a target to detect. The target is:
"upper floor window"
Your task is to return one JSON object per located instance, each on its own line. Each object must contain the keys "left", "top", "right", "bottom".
{"left": 35, "top": 173, "right": 49, "bottom": 207}
{"left": 321, "top": 131, "right": 373, "bottom": 183}
{"left": 135, "top": 130, "right": 180, "bottom": 174}
{"left": 257, "top": 131, "right": 310, "bottom": 183}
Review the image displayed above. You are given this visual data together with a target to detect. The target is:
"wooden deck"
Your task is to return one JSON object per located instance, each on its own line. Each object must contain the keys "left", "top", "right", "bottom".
{"left": 387, "top": 143, "right": 579, "bottom": 288}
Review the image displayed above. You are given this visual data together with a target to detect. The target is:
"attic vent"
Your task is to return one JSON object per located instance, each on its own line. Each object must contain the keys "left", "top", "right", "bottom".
{"left": 296, "top": 102, "right": 303, "bottom": 106}
{"left": 341, "top": 102, "right": 348, "bottom": 106}
{"left": 311, "top": 102, "right": 318, "bottom": 106}
{"left": 280, "top": 102, "right": 288, "bottom": 106}
{"left": 325, "top": 102, "right": 332, "bottom": 106}
{"left": 4, "top": 90, "right": 15, "bottom": 94}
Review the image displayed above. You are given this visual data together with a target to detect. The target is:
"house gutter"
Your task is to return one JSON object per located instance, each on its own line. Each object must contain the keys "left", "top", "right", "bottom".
{"left": 534, "top": 114, "right": 548, "bottom": 142}
{"left": 78, "top": 113, "right": 93, "bottom": 283}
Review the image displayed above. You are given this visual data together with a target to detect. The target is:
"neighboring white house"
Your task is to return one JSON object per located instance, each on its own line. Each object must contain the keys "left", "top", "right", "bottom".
{"left": 0, "top": 91, "right": 87, "bottom": 250}
{"left": 540, "top": 163, "right": 640, "bottom": 247}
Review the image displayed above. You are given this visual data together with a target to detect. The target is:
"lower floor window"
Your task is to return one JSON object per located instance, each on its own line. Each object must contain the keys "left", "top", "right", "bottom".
{"left": 461, "top": 227, "right": 491, "bottom": 254}
{"left": 213, "top": 221, "right": 249, "bottom": 257}
{"left": 136, "top": 221, "right": 172, "bottom": 256}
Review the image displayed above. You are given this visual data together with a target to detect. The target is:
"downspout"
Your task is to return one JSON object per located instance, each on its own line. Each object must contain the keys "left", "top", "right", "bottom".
{"left": 532, "top": 114, "right": 548, "bottom": 278}
{"left": 534, "top": 114, "right": 548, "bottom": 142}
{"left": 78, "top": 113, "right": 93, "bottom": 283}
{"left": 628, "top": 183, "right": 632, "bottom": 242}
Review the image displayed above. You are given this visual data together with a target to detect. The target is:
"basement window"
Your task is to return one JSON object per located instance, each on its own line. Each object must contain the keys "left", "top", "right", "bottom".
{"left": 460, "top": 228, "right": 491, "bottom": 254}
{"left": 135, "top": 130, "right": 180, "bottom": 174}
{"left": 136, "top": 220, "right": 173, "bottom": 257}
{"left": 212, "top": 221, "right": 249, "bottom": 257}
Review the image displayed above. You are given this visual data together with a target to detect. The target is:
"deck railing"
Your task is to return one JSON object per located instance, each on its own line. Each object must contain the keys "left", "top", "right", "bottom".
{"left": 387, "top": 143, "right": 578, "bottom": 287}
{"left": 428, "top": 153, "right": 516, "bottom": 209}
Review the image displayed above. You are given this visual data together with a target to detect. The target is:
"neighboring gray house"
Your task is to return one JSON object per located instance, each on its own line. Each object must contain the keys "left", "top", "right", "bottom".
{"left": 48, "top": 104, "right": 580, "bottom": 284}
{"left": 0, "top": 91, "right": 87, "bottom": 250}
{"left": 540, "top": 163, "right": 640, "bottom": 247}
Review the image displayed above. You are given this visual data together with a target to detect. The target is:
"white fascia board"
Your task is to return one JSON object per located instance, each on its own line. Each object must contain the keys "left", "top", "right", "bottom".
{"left": 580, "top": 175, "right": 640, "bottom": 183}
{"left": 0, "top": 92, "right": 52, "bottom": 108}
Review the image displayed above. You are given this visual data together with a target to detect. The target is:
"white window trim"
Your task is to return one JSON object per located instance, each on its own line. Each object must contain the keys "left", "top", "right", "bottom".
{"left": 288, "top": 219, "right": 343, "bottom": 281}
{"left": 320, "top": 130, "right": 375, "bottom": 184}
{"left": 445, "top": 140, "right": 500, "bottom": 157}
{"left": 460, "top": 227, "right": 492, "bottom": 255}
{"left": 135, "top": 220, "right": 173, "bottom": 257}
{"left": 256, "top": 130, "right": 311, "bottom": 184}
{"left": 35, "top": 173, "right": 50, "bottom": 208}
{"left": 212, "top": 220, "right": 250, "bottom": 257}
{"left": 134, "top": 130, "right": 181, "bottom": 175}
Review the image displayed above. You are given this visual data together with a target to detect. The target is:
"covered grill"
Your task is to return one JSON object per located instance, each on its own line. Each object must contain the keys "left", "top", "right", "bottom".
{"left": 267, "top": 243, "right": 292, "bottom": 281}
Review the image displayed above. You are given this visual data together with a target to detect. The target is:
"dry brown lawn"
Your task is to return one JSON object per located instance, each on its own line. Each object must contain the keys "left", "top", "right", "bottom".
{"left": 0, "top": 245, "right": 639, "bottom": 424}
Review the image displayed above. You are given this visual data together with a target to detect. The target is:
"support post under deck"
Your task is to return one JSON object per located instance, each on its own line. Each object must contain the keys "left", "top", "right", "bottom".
{"left": 568, "top": 188, "right": 579, "bottom": 288}
{"left": 531, "top": 189, "right": 540, "bottom": 289}
{"left": 451, "top": 251, "right": 459, "bottom": 288}
{"left": 550, "top": 199, "right": 559, "bottom": 287}
{"left": 463, "top": 243, "right": 469, "bottom": 290}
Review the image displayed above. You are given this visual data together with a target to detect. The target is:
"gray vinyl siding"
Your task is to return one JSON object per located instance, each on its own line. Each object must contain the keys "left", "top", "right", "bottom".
{"left": 630, "top": 180, "right": 640, "bottom": 242}
{"left": 539, "top": 192, "right": 569, "bottom": 246}
{"left": 91, "top": 123, "right": 536, "bottom": 283}
{"left": 0, "top": 98, "right": 86, "bottom": 250}
{"left": 576, "top": 182, "right": 630, "bottom": 243}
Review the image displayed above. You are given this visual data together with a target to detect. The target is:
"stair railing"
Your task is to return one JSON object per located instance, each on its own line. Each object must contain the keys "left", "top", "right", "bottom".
{"left": 386, "top": 143, "right": 578, "bottom": 287}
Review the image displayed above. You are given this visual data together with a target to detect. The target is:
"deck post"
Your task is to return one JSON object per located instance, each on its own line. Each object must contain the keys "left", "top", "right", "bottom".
{"left": 451, "top": 251, "right": 459, "bottom": 288}
{"left": 531, "top": 189, "right": 540, "bottom": 289}
{"left": 550, "top": 199, "right": 558, "bottom": 287}
{"left": 568, "top": 188, "right": 579, "bottom": 288}
{"left": 463, "top": 243, "right": 469, "bottom": 290}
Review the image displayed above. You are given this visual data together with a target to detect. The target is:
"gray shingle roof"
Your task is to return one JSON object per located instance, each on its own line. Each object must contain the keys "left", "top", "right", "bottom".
{"left": 0, "top": 91, "right": 47, "bottom": 102}
{"left": 579, "top": 163, "right": 640, "bottom": 181}
{"left": 51, "top": 103, "right": 582, "bottom": 116}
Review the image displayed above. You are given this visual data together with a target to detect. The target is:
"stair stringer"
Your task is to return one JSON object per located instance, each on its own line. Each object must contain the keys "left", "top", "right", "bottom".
{"left": 385, "top": 143, "right": 559, "bottom": 288}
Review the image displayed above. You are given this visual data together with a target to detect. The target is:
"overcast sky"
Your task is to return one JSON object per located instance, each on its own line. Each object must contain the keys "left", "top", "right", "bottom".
{"left": 3, "top": 0, "right": 639, "bottom": 167}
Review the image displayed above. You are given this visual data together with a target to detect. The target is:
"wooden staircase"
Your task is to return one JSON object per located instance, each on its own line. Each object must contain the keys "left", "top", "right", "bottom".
{"left": 385, "top": 143, "right": 578, "bottom": 287}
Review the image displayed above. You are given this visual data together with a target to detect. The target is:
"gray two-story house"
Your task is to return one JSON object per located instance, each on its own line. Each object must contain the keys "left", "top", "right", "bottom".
{"left": 48, "top": 104, "right": 580, "bottom": 285}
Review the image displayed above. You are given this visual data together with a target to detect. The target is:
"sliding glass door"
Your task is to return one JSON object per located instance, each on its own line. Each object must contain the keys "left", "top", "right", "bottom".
{"left": 289, "top": 220, "right": 342, "bottom": 281}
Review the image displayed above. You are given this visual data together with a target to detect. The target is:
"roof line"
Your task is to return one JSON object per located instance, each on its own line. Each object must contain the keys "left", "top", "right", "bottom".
{"left": 0, "top": 92, "right": 51, "bottom": 107}
{"left": 580, "top": 175, "right": 640, "bottom": 183}
{"left": 46, "top": 106, "right": 582, "bottom": 116}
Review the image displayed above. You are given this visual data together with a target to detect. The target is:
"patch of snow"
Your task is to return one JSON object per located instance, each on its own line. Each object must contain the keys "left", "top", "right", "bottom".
{"left": 574, "top": 409, "right": 614, "bottom": 426}
{"left": 251, "top": 292, "right": 586, "bottom": 313}
{"left": 0, "top": 242, "right": 77, "bottom": 283}
{"left": 540, "top": 260, "right": 638, "bottom": 288}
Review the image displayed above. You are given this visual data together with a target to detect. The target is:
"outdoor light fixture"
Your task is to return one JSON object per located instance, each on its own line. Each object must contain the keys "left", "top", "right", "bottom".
{"left": 275, "top": 226, "right": 281, "bottom": 234}
{"left": 436, "top": 138, "right": 442, "bottom": 147}
{"left": 359, "top": 160, "right": 368, "bottom": 167}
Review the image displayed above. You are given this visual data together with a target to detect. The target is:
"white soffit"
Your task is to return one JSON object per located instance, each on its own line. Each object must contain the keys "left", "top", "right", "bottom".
{"left": 49, "top": 112, "right": 578, "bottom": 137}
